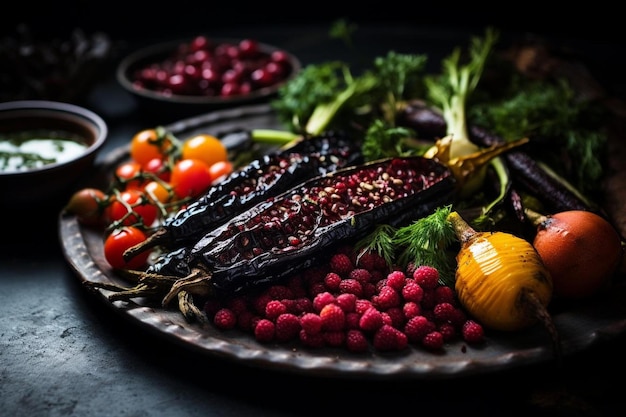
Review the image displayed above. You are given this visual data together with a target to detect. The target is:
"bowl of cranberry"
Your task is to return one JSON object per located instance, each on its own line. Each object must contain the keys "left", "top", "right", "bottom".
{"left": 116, "top": 35, "right": 301, "bottom": 118}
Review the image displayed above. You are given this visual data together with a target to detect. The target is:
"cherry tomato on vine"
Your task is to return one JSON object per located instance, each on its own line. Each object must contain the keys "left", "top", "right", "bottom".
{"left": 65, "top": 188, "right": 107, "bottom": 226}
{"left": 144, "top": 157, "right": 171, "bottom": 182}
{"left": 115, "top": 161, "right": 144, "bottom": 189}
{"left": 105, "top": 189, "right": 159, "bottom": 227}
{"left": 209, "top": 160, "right": 234, "bottom": 182}
{"left": 181, "top": 134, "right": 228, "bottom": 168}
{"left": 130, "top": 128, "right": 174, "bottom": 168}
{"left": 170, "top": 158, "right": 213, "bottom": 199}
{"left": 144, "top": 180, "right": 172, "bottom": 205}
{"left": 104, "top": 226, "right": 150, "bottom": 269}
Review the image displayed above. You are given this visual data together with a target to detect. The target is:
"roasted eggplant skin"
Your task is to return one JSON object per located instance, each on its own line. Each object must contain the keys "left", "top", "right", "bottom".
{"left": 187, "top": 156, "right": 457, "bottom": 295}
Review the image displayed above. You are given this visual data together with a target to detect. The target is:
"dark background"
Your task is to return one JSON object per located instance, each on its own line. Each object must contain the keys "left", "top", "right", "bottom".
{"left": 3, "top": 1, "right": 625, "bottom": 43}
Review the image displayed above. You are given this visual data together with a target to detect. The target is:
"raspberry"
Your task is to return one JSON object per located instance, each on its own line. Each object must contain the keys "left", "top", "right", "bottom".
{"left": 237, "top": 310, "right": 255, "bottom": 331}
{"left": 349, "top": 268, "right": 372, "bottom": 284}
{"left": 300, "top": 312, "right": 322, "bottom": 334}
{"left": 280, "top": 298, "right": 297, "bottom": 314}
{"left": 385, "top": 270, "right": 406, "bottom": 290}
{"left": 413, "top": 265, "right": 440, "bottom": 289}
{"left": 373, "top": 324, "right": 408, "bottom": 351}
{"left": 252, "top": 292, "right": 272, "bottom": 315}
{"left": 226, "top": 297, "right": 248, "bottom": 314}
{"left": 254, "top": 319, "right": 275, "bottom": 343}
{"left": 462, "top": 320, "right": 485, "bottom": 343}
{"left": 323, "top": 272, "right": 342, "bottom": 291}
{"left": 449, "top": 308, "right": 467, "bottom": 327}
{"left": 346, "top": 329, "right": 369, "bottom": 352}
{"left": 275, "top": 313, "right": 301, "bottom": 342}
{"left": 434, "top": 285, "right": 456, "bottom": 305}
{"left": 355, "top": 250, "right": 380, "bottom": 271}
{"left": 355, "top": 299, "right": 373, "bottom": 314}
{"left": 374, "top": 285, "right": 400, "bottom": 310}
{"left": 422, "top": 330, "right": 444, "bottom": 350}
{"left": 345, "top": 311, "right": 360, "bottom": 329}
{"left": 338, "top": 278, "right": 363, "bottom": 297}
{"left": 267, "top": 284, "right": 294, "bottom": 300}
{"left": 265, "top": 300, "right": 287, "bottom": 320}
{"left": 329, "top": 253, "right": 354, "bottom": 276}
{"left": 433, "top": 302, "right": 458, "bottom": 324}
{"left": 299, "top": 329, "right": 325, "bottom": 348}
{"left": 420, "top": 289, "right": 437, "bottom": 310}
{"left": 402, "top": 301, "right": 421, "bottom": 319}
{"left": 438, "top": 323, "right": 456, "bottom": 341}
{"left": 359, "top": 307, "right": 384, "bottom": 332}
{"left": 404, "top": 315, "right": 436, "bottom": 343}
{"left": 320, "top": 303, "right": 346, "bottom": 331}
{"left": 312, "top": 291, "right": 336, "bottom": 312}
{"left": 308, "top": 281, "right": 327, "bottom": 297}
{"left": 213, "top": 308, "right": 237, "bottom": 330}
{"left": 335, "top": 292, "right": 357, "bottom": 312}
{"left": 401, "top": 280, "right": 424, "bottom": 303}
{"left": 323, "top": 330, "right": 345, "bottom": 347}
{"left": 293, "top": 297, "right": 314, "bottom": 314}
{"left": 385, "top": 307, "right": 405, "bottom": 329}
{"left": 362, "top": 282, "right": 377, "bottom": 299}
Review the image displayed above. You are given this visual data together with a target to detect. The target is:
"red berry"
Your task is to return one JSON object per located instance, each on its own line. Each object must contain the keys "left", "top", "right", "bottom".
{"left": 213, "top": 308, "right": 237, "bottom": 330}
{"left": 338, "top": 278, "right": 363, "bottom": 297}
{"left": 401, "top": 281, "right": 424, "bottom": 303}
{"left": 359, "top": 307, "right": 384, "bottom": 332}
{"left": 349, "top": 268, "right": 373, "bottom": 284}
{"left": 413, "top": 265, "right": 440, "bottom": 289}
{"left": 373, "top": 324, "right": 408, "bottom": 351}
{"left": 422, "top": 331, "right": 444, "bottom": 350}
{"left": 275, "top": 313, "right": 301, "bottom": 342}
{"left": 300, "top": 313, "right": 323, "bottom": 334}
{"left": 385, "top": 270, "right": 406, "bottom": 290}
{"left": 329, "top": 253, "right": 353, "bottom": 276}
{"left": 346, "top": 329, "right": 369, "bottom": 352}
{"left": 462, "top": 320, "right": 485, "bottom": 343}
{"left": 320, "top": 304, "right": 346, "bottom": 331}
{"left": 313, "top": 291, "right": 336, "bottom": 312}
{"left": 254, "top": 319, "right": 275, "bottom": 343}
{"left": 265, "top": 300, "right": 287, "bottom": 320}
{"left": 404, "top": 315, "right": 436, "bottom": 343}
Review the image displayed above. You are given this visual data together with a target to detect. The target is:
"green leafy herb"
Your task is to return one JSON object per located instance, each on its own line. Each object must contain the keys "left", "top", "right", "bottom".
{"left": 355, "top": 205, "right": 458, "bottom": 285}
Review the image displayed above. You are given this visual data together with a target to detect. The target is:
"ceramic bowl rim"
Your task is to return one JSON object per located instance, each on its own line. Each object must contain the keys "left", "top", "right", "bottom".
{"left": 0, "top": 100, "right": 108, "bottom": 177}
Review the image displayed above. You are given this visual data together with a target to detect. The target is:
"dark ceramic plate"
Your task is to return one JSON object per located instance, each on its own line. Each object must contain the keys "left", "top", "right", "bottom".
{"left": 59, "top": 104, "right": 626, "bottom": 380}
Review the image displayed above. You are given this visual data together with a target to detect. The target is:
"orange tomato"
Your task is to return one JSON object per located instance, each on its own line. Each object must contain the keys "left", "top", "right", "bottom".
{"left": 144, "top": 180, "right": 172, "bottom": 204}
{"left": 130, "top": 128, "right": 173, "bottom": 168}
{"left": 182, "top": 134, "right": 228, "bottom": 168}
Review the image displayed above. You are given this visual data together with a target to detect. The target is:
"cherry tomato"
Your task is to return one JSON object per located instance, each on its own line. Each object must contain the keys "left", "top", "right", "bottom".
{"left": 170, "top": 158, "right": 213, "bottom": 199}
{"left": 144, "top": 157, "right": 171, "bottom": 182}
{"left": 130, "top": 128, "right": 174, "bottom": 168}
{"left": 144, "top": 180, "right": 171, "bottom": 204}
{"left": 181, "top": 134, "right": 228, "bottom": 169}
{"left": 105, "top": 189, "right": 158, "bottom": 227}
{"left": 115, "top": 161, "right": 144, "bottom": 189}
{"left": 65, "top": 188, "right": 107, "bottom": 226}
{"left": 209, "top": 160, "right": 234, "bottom": 183}
{"left": 104, "top": 226, "right": 150, "bottom": 269}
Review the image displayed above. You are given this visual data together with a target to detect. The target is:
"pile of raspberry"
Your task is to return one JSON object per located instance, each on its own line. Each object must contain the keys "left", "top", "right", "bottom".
{"left": 204, "top": 247, "right": 485, "bottom": 353}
